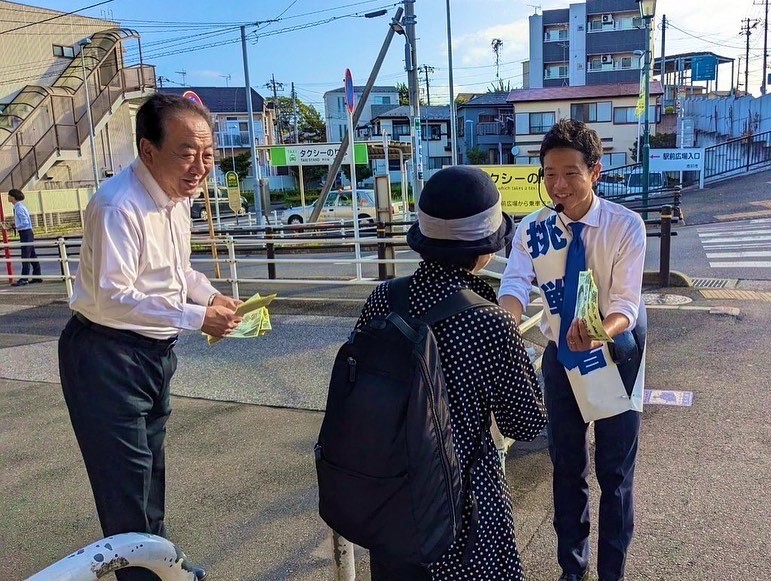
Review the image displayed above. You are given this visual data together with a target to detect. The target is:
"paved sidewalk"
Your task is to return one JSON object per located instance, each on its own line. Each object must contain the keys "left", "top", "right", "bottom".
{"left": 1, "top": 290, "right": 770, "bottom": 580}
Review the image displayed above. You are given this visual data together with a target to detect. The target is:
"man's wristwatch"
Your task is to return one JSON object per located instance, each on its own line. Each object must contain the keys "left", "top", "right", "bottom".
{"left": 207, "top": 293, "right": 220, "bottom": 307}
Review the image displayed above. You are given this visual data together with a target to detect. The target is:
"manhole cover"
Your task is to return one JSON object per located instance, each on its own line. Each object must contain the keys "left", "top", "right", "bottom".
{"left": 643, "top": 293, "right": 693, "bottom": 305}
{"left": 691, "top": 278, "right": 734, "bottom": 288}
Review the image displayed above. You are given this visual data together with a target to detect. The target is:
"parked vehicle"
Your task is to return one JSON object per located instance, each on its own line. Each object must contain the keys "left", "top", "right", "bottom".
{"left": 190, "top": 187, "right": 248, "bottom": 221}
{"left": 595, "top": 173, "right": 628, "bottom": 198}
{"left": 277, "top": 188, "right": 403, "bottom": 225}
{"left": 625, "top": 169, "right": 668, "bottom": 199}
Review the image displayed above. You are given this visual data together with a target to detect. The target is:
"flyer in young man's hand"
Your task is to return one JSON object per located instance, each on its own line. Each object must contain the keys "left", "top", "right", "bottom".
{"left": 205, "top": 292, "right": 277, "bottom": 345}
{"left": 575, "top": 270, "right": 614, "bottom": 342}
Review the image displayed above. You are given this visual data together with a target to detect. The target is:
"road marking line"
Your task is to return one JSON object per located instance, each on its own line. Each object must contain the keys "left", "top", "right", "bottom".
{"left": 705, "top": 251, "right": 771, "bottom": 258}
{"left": 699, "top": 235, "right": 771, "bottom": 243}
{"left": 699, "top": 229, "right": 771, "bottom": 237}
{"left": 700, "top": 289, "right": 771, "bottom": 301}
{"left": 708, "top": 261, "right": 771, "bottom": 268}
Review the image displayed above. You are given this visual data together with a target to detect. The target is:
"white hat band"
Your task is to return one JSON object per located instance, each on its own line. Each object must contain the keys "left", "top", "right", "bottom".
{"left": 417, "top": 194, "right": 503, "bottom": 241}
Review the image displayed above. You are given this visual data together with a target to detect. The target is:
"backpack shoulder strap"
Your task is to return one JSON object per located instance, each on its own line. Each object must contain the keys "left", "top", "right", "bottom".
{"left": 422, "top": 288, "right": 492, "bottom": 326}
{"left": 387, "top": 276, "right": 412, "bottom": 318}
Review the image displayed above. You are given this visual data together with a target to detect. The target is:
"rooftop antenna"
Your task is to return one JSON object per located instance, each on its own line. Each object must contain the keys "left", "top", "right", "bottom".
{"left": 527, "top": 4, "right": 541, "bottom": 15}
{"left": 175, "top": 69, "right": 187, "bottom": 86}
{"left": 220, "top": 74, "right": 231, "bottom": 87}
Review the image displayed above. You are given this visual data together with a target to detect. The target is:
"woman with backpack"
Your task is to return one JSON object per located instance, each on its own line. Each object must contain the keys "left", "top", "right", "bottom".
{"left": 352, "top": 166, "right": 547, "bottom": 580}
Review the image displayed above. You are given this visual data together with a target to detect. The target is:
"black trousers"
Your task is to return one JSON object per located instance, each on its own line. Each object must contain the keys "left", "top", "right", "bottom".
{"left": 542, "top": 342, "right": 641, "bottom": 581}
{"left": 18, "top": 228, "right": 41, "bottom": 279}
{"left": 59, "top": 315, "right": 178, "bottom": 581}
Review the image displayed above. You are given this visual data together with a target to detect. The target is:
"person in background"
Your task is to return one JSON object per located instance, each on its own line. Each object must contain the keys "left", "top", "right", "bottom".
{"left": 498, "top": 119, "right": 647, "bottom": 581}
{"left": 6, "top": 188, "right": 42, "bottom": 286}
{"left": 58, "top": 93, "right": 243, "bottom": 581}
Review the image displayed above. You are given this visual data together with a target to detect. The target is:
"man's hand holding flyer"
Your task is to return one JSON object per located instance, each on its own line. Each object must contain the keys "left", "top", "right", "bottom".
{"left": 575, "top": 270, "right": 614, "bottom": 342}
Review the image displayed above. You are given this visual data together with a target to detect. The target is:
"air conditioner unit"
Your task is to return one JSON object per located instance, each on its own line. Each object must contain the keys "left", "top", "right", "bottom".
{"left": 601, "top": 14, "right": 614, "bottom": 24}
{"left": 601, "top": 54, "right": 613, "bottom": 64}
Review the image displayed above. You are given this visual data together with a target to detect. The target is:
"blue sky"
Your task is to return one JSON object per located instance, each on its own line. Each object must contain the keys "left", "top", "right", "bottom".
{"left": 34, "top": 0, "right": 770, "bottom": 111}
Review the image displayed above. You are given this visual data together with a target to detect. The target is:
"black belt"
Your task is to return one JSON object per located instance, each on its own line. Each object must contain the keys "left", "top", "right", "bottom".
{"left": 73, "top": 312, "right": 178, "bottom": 352}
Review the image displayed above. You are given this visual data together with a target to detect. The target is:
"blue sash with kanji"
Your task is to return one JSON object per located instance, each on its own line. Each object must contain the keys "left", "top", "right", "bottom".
{"left": 519, "top": 209, "right": 644, "bottom": 422}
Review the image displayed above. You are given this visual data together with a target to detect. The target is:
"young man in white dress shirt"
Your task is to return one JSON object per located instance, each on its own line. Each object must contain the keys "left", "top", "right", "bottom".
{"left": 58, "top": 93, "right": 243, "bottom": 581}
{"left": 499, "top": 119, "right": 647, "bottom": 581}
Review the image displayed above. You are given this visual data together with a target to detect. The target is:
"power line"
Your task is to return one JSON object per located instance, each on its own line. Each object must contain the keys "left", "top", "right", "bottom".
{"left": 0, "top": 0, "right": 115, "bottom": 36}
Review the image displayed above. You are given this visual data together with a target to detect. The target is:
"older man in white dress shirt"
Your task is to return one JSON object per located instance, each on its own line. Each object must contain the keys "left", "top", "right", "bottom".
{"left": 58, "top": 93, "right": 242, "bottom": 581}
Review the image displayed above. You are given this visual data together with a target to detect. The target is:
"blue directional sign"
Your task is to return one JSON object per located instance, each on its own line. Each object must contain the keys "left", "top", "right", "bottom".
{"left": 691, "top": 55, "right": 717, "bottom": 81}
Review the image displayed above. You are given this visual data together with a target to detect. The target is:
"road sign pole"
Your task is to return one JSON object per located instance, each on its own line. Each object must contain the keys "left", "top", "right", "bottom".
{"left": 345, "top": 69, "right": 362, "bottom": 280}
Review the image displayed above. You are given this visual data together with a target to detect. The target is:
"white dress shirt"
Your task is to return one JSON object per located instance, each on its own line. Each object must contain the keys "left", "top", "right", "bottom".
{"left": 70, "top": 159, "right": 218, "bottom": 339}
{"left": 499, "top": 195, "right": 646, "bottom": 341}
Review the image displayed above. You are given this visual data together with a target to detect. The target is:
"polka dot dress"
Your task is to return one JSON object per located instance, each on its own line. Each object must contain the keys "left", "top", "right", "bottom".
{"left": 356, "top": 261, "right": 547, "bottom": 580}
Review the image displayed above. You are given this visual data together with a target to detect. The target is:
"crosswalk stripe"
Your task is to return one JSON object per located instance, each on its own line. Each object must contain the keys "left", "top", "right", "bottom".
{"left": 709, "top": 261, "right": 771, "bottom": 268}
{"left": 706, "top": 251, "right": 771, "bottom": 258}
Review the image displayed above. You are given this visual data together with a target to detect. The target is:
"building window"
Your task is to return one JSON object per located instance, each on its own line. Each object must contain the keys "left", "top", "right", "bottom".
{"left": 601, "top": 152, "right": 628, "bottom": 169}
{"left": 479, "top": 114, "right": 496, "bottom": 123}
{"left": 621, "top": 57, "right": 632, "bottom": 69}
{"left": 374, "top": 96, "right": 392, "bottom": 105}
{"left": 545, "top": 64, "right": 569, "bottom": 79}
{"left": 544, "top": 26, "right": 568, "bottom": 42}
{"left": 422, "top": 124, "right": 442, "bottom": 140}
{"left": 337, "top": 97, "right": 345, "bottom": 113}
{"left": 613, "top": 106, "right": 660, "bottom": 124}
{"left": 571, "top": 101, "right": 612, "bottom": 123}
{"left": 393, "top": 123, "right": 411, "bottom": 137}
{"left": 53, "top": 44, "right": 75, "bottom": 58}
{"left": 516, "top": 112, "right": 555, "bottom": 135}
{"left": 428, "top": 156, "right": 452, "bottom": 170}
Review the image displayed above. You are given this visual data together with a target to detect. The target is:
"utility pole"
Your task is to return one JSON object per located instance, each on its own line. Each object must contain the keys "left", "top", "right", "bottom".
{"left": 419, "top": 64, "right": 434, "bottom": 106}
{"left": 265, "top": 74, "right": 284, "bottom": 143}
{"left": 740, "top": 18, "right": 760, "bottom": 95}
{"left": 404, "top": 0, "right": 423, "bottom": 202}
{"left": 291, "top": 81, "right": 299, "bottom": 143}
{"left": 660, "top": 15, "right": 667, "bottom": 108}
{"left": 762, "top": 0, "right": 770, "bottom": 94}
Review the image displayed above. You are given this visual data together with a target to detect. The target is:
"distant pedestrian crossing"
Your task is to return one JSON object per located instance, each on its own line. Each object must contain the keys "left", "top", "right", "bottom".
{"left": 698, "top": 218, "right": 771, "bottom": 269}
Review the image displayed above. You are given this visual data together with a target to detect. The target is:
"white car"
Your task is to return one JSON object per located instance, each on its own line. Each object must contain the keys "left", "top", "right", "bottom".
{"left": 279, "top": 189, "right": 392, "bottom": 225}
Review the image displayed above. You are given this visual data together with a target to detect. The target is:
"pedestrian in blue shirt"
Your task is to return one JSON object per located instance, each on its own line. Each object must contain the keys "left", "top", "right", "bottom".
{"left": 7, "top": 189, "right": 42, "bottom": 286}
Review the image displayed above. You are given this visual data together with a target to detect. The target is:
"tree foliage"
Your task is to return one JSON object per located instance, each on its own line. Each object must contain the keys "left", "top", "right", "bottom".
{"left": 629, "top": 133, "right": 677, "bottom": 162}
{"left": 395, "top": 82, "right": 426, "bottom": 106}
{"left": 217, "top": 151, "right": 252, "bottom": 179}
{"left": 465, "top": 146, "right": 487, "bottom": 165}
{"left": 275, "top": 96, "right": 326, "bottom": 143}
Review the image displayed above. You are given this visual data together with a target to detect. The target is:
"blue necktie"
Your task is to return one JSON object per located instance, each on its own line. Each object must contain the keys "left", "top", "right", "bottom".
{"left": 557, "top": 222, "right": 586, "bottom": 370}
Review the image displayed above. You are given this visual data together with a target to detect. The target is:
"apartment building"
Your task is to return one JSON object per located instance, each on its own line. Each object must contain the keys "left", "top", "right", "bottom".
{"left": 528, "top": 0, "right": 647, "bottom": 89}
{"left": 507, "top": 81, "right": 663, "bottom": 168}
{"left": 323, "top": 85, "right": 399, "bottom": 142}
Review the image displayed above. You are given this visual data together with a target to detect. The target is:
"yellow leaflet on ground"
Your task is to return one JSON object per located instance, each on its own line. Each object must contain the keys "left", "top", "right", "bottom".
{"left": 205, "top": 292, "right": 277, "bottom": 345}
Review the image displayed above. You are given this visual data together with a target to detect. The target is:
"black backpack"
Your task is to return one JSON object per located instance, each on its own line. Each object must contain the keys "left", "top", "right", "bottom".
{"left": 315, "top": 276, "right": 491, "bottom": 566}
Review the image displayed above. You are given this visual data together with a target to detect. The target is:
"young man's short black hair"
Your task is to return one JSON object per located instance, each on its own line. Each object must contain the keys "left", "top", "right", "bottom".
{"left": 135, "top": 93, "right": 213, "bottom": 151}
{"left": 539, "top": 118, "right": 603, "bottom": 169}
{"left": 7, "top": 188, "right": 24, "bottom": 201}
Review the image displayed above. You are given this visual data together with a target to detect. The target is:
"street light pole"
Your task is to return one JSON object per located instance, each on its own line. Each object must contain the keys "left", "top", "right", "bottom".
{"left": 79, "top": 38, "right": 100, "bottom": 190}
{"left": 445, "top": 0, "right": 458, "bottom": 165}
{"left": 241, "top": 25, "right": 263, "bottom": 223}
{"left": 638, "top": 0, "right": 656, "bottom": 218}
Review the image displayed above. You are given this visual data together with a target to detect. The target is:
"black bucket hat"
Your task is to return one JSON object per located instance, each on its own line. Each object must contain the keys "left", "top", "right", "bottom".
{"left": 406, "top": 165, "right": 514, "bottom": 261}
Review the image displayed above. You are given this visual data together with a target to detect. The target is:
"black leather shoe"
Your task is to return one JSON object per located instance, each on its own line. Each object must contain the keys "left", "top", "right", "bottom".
{"left": 558, "top": 573, "right": 588, "bottom": 581}
{"left": 11, "top": 279, "right": 28, "bottom": 287}
{"left": 192, "top": 566, "right": 207, "bottom": 580}
{"left": 30, "top": 278, "right": 43, "bottom": 283}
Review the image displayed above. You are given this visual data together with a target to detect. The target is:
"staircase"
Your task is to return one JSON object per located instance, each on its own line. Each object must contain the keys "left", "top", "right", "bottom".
{"left": 0, "top": 28, "right": 155, "bottom": 192}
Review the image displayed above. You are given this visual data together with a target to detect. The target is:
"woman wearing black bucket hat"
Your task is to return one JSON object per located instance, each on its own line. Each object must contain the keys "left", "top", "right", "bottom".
{"left": 355, "top": 166, "right": 546, "bottom": 580}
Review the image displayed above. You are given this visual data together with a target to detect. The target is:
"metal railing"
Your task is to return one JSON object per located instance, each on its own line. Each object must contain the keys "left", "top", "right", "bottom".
{"left": 703, "top": 129, "right": 771, "bottom": 183}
